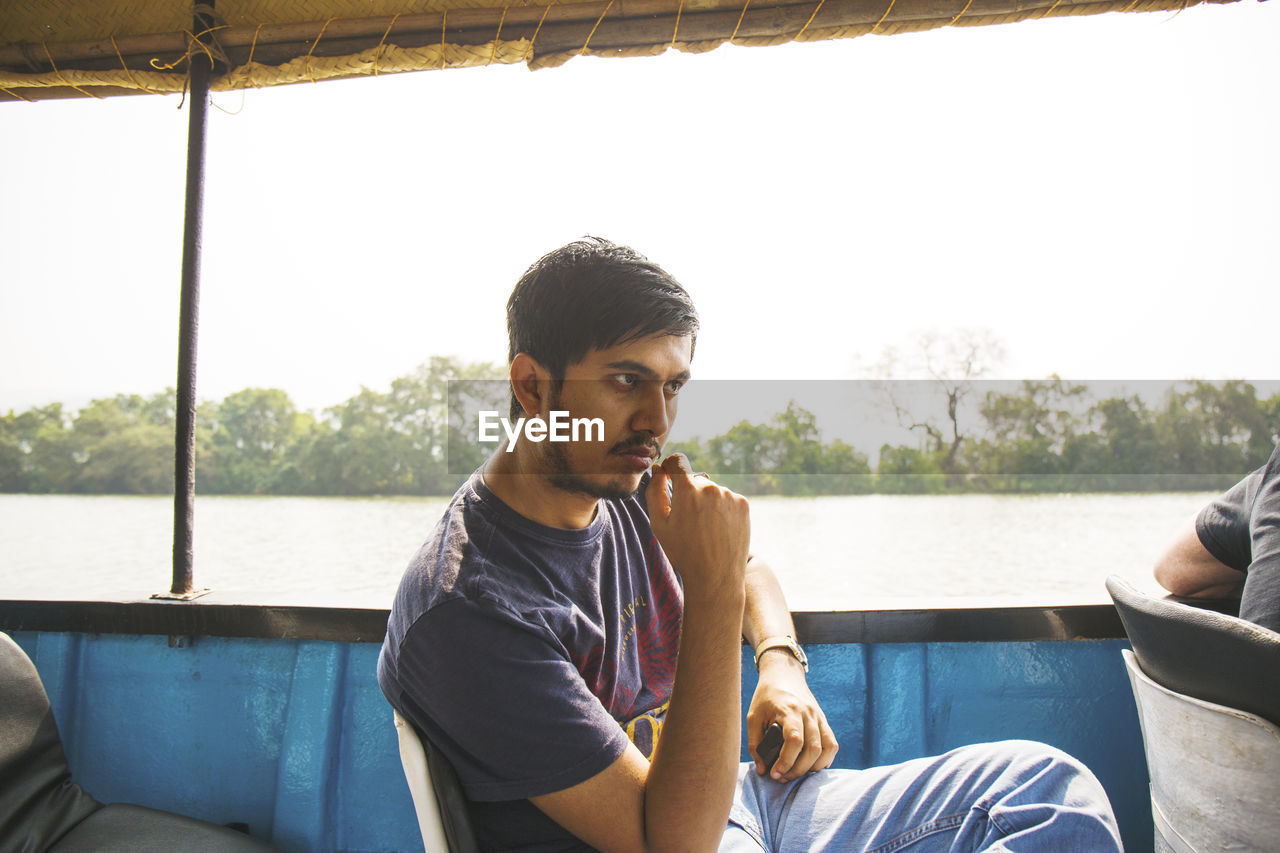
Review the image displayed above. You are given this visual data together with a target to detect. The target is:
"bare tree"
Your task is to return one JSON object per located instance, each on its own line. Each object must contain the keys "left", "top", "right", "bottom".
{"left": 870, "top": 328, "right": 1006, "bottom": 478}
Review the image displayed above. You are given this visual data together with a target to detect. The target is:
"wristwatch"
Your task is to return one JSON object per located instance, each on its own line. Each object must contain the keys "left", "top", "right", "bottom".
{"left": 753, "top": 635, "right": 809, "bottom": 673}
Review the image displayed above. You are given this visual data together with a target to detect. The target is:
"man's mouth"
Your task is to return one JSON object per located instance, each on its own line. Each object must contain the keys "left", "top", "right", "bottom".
{"left": 613, "top": 443, "right": 659, "bottom": 469}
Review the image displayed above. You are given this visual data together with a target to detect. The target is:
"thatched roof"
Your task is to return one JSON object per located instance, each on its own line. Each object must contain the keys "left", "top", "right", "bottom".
{"left": 0, "top": 0, "right": 1240, "bottom": 102}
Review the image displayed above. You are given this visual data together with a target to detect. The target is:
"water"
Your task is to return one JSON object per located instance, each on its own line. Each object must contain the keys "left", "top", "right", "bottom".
{"left": 0, "top": 492, "right": 1215, "bottom": 609}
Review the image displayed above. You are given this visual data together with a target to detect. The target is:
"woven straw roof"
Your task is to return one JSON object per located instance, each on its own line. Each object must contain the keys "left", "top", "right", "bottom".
{"left": 0, "top": 0, "right": 1241, "bottom": 102}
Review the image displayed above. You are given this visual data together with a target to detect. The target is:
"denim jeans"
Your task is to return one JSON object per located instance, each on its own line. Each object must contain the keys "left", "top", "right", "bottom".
{"left": 719, "top": 740, "right": 1123, "bottom": 852}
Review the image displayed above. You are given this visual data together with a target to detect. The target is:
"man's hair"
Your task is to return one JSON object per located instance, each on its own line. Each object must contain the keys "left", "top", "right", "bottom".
{"left": 506, "top": 237, "right": 699, "bottom": 416}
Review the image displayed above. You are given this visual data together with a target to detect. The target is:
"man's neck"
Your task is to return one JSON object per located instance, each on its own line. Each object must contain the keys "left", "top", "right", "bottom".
{"left": 482, "top": 448, "right": 600, "bottom": 530}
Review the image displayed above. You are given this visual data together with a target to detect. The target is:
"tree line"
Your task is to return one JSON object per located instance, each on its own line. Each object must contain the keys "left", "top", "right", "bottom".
{"left": 671, "top": 379, "right": 1278, "bottom": 495}
{"left": 2, "top": 363, "right": 1275, "bottom": 496}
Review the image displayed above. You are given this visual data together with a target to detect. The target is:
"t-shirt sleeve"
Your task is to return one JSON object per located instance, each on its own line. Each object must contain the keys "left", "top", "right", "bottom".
{"left": 1239, "top": 451, "right": 1280, "bottom": 632}
{"left": 1196, "top": 468, "right": 1261, "bottom": 572}
{"left": 391, "top": 596, "right": 631, "bottom": 802}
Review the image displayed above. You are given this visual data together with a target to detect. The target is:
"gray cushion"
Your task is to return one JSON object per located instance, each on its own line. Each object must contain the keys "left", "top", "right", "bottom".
{"left": 0, "top": 633, "right": 102, "bottom": 851}
{"left": 50, "top": 804, "right": 280, "bottom": 853}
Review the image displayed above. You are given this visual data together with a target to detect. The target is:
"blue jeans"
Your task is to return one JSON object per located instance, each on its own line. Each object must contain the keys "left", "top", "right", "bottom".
{"left": 720, "top": 740, "right": 1123, "bottom": 852}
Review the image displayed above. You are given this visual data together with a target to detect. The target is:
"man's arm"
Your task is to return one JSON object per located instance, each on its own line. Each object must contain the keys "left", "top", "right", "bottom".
{"left": 741, "top": 555, "right": 838, "bottom": 781}
{"left": 530, "top": 455, "right": 748, "bottom": 853}
{"left": 1153, "top": 517, "right": 1245, "bottom": 598}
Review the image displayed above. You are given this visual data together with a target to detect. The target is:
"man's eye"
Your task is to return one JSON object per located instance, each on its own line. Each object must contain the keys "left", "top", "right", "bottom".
{"left": 665, "top": 380, "right": 685, "bottom": 396}
{"left": 613, "top": 374, "right": 637, "bottom": 388}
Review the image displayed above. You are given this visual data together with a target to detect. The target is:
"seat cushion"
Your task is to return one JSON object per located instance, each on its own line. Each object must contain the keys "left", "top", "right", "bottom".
{"left": 0, "top": 633, "right": 103, "bottom": 850}
{"left": 49, "top": 804, "right": 281, "bottom": 852}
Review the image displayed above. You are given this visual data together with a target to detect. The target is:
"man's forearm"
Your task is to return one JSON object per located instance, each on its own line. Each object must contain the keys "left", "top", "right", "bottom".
{"left": 742, "top": 554, "right": 796, "bottom": 649}
{"left": 643, "top": 582, "right": 746, "bottom": 852}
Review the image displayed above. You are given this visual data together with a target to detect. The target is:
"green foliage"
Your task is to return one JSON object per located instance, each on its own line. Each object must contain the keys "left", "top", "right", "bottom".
{"left": 681, "top": 402, "right": 872, "bottom": 496}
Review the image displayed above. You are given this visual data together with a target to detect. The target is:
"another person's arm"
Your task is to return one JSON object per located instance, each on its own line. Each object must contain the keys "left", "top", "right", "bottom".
{"left": 530, "top": 455, "right": 748, "bottom": 853}
{"left": 1153, "top": 518, "right": 1245, "bottom": 598}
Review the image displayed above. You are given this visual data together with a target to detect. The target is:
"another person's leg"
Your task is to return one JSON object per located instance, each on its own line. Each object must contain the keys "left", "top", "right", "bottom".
{"left": 719, "top": 740, "right": 1122, "bottom": 852}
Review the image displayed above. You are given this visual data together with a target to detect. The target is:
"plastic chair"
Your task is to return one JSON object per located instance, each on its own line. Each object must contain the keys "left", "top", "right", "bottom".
{"left": 393, "top": 709, "right": 481, "bottom": 853}
{"left": 1106, "top": 576, "right": 1280, "bottom": 852}
{"left": 0, "top": 632, "right": 281, "bottom": 852}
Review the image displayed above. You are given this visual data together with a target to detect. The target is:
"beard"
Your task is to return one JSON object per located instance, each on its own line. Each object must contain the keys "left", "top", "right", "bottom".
{"left": 542, "top": 391, "right": 660, "bottom": 500}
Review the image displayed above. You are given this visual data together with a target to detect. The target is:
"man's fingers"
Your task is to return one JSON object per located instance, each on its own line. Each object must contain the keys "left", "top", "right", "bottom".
{"left": 658, "top": 453, "right": 697, "bottom": 496}
{"left": 769, "top": 714, "right": 837, "bottom": 781}
{"left": 645, "top": 464, "right": 672, "bottom": 519}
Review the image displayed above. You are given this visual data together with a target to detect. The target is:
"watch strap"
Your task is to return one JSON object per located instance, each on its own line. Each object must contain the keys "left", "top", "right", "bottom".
{"left": 753, "top": 635, "right": 809, "bottom": 672}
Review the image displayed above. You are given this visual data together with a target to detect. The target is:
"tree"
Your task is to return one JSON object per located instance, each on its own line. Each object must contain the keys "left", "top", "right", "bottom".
{"left": 311, "top": 357, "right": 503, "bottom": 495}
{"left": 70, "top": 392, "right": 179, "bottom": 494}
{"left": 871, "top": 328, "right": 1006, "bottom": 483}
{"left": 0, "top": 404, "right": 75, "bottom": 492}
{"left": 968, "top": 377, "right": 1089, "bottom": 490}
{"left": 200, "top": 389, "right": 314, "bottom": 494}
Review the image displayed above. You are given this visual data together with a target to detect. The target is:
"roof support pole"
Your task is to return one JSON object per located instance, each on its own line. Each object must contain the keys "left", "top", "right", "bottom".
{"left": 163, "top": 4, "right": 217, "bottom": 600}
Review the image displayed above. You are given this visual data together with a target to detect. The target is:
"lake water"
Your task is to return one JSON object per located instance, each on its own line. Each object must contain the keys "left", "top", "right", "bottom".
{"left": 0, "top": 492, "right": 1216, "bottom": 609}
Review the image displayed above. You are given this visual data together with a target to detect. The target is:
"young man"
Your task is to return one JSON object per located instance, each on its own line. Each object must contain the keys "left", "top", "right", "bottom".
{"left": 378, "top": 238, "right": 1122, "bottom": 852}
{"left": 1153, "top": 441, "right": 1280, "bottom": 632}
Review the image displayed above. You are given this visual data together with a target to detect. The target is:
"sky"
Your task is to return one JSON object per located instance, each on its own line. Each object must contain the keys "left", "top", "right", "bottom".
{"left": 2, "top": 0, "right": 1277, "bottom": 437}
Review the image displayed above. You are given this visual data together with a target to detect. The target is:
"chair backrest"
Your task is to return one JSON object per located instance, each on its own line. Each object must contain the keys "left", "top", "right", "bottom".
{"left": 392, "top": 709, "right": 481, "bottom": 853}
{"left": 1122, "top": 649, "right": 1280, "bottom": 852}
{"left": 0, "top": 632, "right": 102, "bottom": 849}
{"left": 1105, "top": 575, "right": 1280, "bottom": 727}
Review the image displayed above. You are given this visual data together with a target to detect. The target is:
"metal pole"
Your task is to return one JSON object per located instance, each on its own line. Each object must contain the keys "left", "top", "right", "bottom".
{"left": 165, "top": 5, "right": 217, "bottom": 599}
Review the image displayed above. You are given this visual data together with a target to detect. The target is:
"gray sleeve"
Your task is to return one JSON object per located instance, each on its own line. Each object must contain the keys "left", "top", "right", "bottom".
{"left": 1196, "top": 467, "right": 1263, "bottom": 572}
{"left": 1238, "top": 446, "right": 1280, "bottom": 633}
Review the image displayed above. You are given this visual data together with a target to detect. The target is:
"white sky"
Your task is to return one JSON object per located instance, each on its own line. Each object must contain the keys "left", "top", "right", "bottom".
{"left": 2, "top": 0, "right": 1277, "bottom": 419}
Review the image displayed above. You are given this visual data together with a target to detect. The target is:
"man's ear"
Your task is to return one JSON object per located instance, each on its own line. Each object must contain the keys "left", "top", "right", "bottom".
{"left": 509, "top": 352, "right": 551, "bottom": 417}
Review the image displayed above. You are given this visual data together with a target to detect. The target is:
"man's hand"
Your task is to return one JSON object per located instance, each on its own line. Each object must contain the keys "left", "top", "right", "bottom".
{"left": 746, "top": 652, "right": 838, "bottom": 781}
{"left": 646, "top": 455, "right": 750, "bottom": 599}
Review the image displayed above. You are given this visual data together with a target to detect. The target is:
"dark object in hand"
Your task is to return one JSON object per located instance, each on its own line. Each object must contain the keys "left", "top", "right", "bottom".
{"left": 758, "top": 722, "right": 784, "bottom": 772}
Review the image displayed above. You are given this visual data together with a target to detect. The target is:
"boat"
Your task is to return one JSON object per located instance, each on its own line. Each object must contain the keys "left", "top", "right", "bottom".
{"left": 0, "top": 1, "right": 1265, "bottom": 851}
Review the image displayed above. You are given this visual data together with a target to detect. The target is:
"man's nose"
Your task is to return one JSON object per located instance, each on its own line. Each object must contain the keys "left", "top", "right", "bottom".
{"left": 631, "top": 382, "right": 672, "bottom": 437}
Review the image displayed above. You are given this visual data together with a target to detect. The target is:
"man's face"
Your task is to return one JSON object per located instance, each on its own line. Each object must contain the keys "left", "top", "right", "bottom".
{"left": 537, "top": 332, "right": 692, "bottom": 501}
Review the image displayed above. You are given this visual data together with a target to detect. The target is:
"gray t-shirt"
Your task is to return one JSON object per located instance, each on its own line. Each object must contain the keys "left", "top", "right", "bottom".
{"left": 378, "top": 470, "right": 683, "bottom": 851}
{"left": 1196, "top": 442, "right": 1280, "bottom": 632}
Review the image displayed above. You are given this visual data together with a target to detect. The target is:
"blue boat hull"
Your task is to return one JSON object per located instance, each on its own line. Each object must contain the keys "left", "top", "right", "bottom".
{"left": 8, "top": 621, "right": 1149, "bottom": 852}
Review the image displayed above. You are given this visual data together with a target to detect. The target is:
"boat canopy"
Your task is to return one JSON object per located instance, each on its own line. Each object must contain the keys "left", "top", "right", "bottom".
{"left": 0, "top": 0, "right": 1244, "bottom": 102}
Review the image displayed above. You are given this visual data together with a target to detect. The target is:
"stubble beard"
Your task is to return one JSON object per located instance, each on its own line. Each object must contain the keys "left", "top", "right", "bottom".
{"left": 542, "top": 391, "right": 657, "bottom": 501}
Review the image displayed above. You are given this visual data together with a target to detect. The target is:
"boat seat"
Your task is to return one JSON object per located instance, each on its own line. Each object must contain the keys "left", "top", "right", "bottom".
{"left": 0, "top": 632, "right": 281, "bottom": 853}
{"left": 1106, "top": 576, "right": 1280, "bottom": 852}
{"left": 393, "top": 709, "right": 481, "bottom": 853}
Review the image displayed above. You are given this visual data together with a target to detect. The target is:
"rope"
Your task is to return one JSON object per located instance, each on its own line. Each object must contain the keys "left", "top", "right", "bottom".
{"left": 243, "top": 23, "right": 264, "bottom": 86}
{"left": 42, "top": 43, "right": 100, "bottom": 98}
{"left": 730, "top": 0, "right": 752, "bottom": 43}
{"left": 528, "top": 4, "right": 555, "bottom": 60}
{"left": 948, "top": 0, "right": 977, "bottom": 25}
{"left": 0, "top": 85, "right": 33, "bottom": 102}
{"left": 110, "top": 36, "right": 158, "bottom": 94}
{"left": 489, "top": 8, "right": 509, "bottom": 65}
{"left": 375, "top": 13, "right": 402, "bottom": 75}
{"left": 1038, "top": 0, "right": 1066, "bottom": 17}
{"left": 795, "top": 0, "right": 828, "bottom": 40}
{"left": 440, "top": 11, "right": 448, "bottom": 69}
{"left": 670, "top": 0, "right": 685, "bottom": 48}
{"left": 870, "top": 0, "right": 897, "bottom": 33}
{"left": 581, "top": 0, "right": 617, "bottom": 55}
{"left": 149, "top": 23, "right": 229, "bottom": 72}
{"left": 305, "top": 18, "right": 336, "bottom": 83}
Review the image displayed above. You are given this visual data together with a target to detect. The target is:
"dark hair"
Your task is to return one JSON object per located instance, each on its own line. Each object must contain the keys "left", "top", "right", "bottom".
{"left": 506, "top": 237, "right": 699, "bottom": 415}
